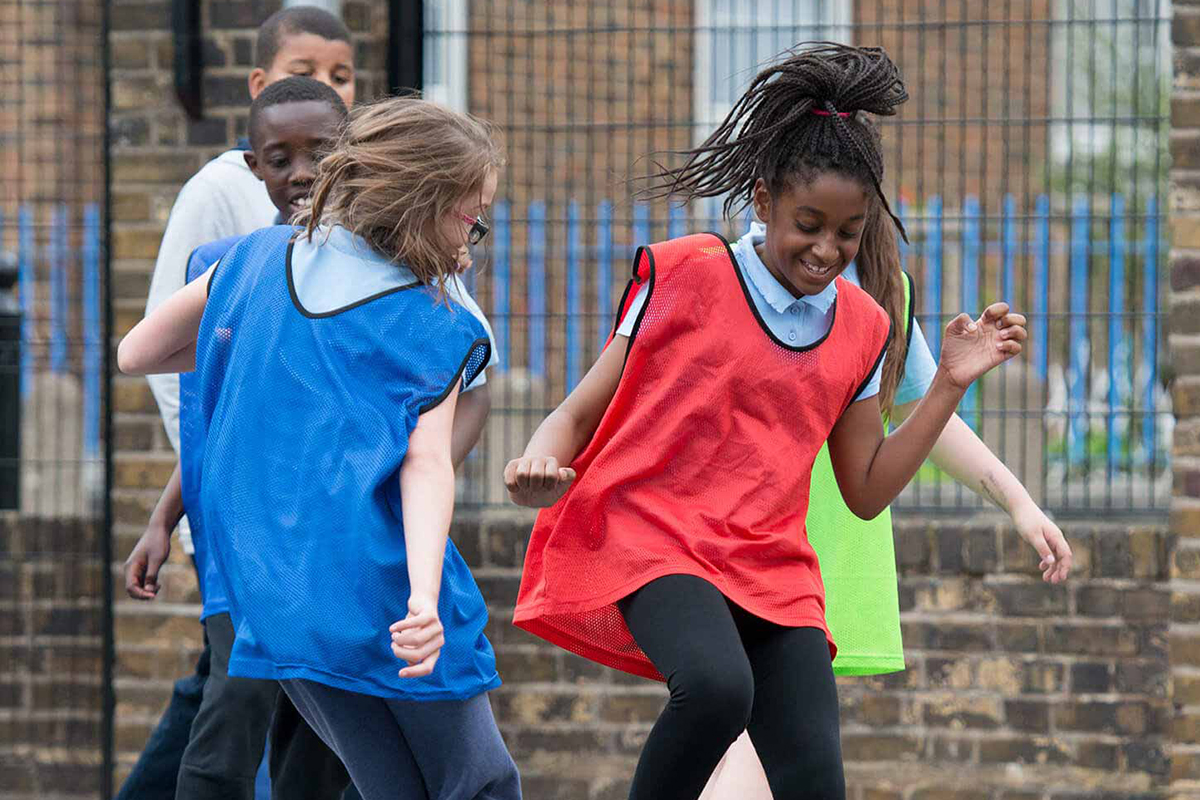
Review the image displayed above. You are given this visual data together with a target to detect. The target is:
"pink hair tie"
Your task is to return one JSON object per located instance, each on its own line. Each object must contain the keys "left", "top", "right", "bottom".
{"left": 812, "top": 108, "right": 852, "bottom": 118}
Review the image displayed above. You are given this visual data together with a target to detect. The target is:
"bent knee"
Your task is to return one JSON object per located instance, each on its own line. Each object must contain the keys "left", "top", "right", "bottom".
{"left": 669, "top": 665, "right": 754, "bottom": 736}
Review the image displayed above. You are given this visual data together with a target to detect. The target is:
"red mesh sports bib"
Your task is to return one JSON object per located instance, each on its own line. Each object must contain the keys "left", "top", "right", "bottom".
{"left": 513, "top": 233, "right": 891, "bottom": 680}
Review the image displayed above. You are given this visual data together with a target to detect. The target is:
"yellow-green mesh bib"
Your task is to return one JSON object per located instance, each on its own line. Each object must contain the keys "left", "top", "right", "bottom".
{"left": 807, "top": 272, "right": 913, "bottom": 676}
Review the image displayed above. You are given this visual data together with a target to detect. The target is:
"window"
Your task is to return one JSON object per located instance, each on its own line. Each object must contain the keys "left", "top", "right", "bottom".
{"left": 1051, "top": 0, "right": 1169, "bottom": 186}
{"left": 694, "top": 0, "right": 853, "bottom": 134}
{"left": 423, "top": 0, "right": 469, "bottom": 111}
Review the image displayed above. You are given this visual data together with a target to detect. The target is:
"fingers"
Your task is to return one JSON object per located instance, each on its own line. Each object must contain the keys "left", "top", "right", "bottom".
{"left": 504, "top": 457, "right": 576, "bottom": 506}
{"left": 124, "top": 558, "right": 152, "bottom": 600}
{"left": 398, "top": 650, "right": 441, "bottom": 679}
{"left": 981, "top": 301, "right": 1011, "bottom": 323}
{"left": 390, "top": 608, "right": 437, "bottom": 634}
{"left": 391, "top": 626, "right": 445, "bottom": 665}
{"left": 1044, "top": 529, "right": 1073, "bottom": 584}
{"left": 144, "top": 552, "right": 167, "bottom": 591}
{"left": 124, "top": 551, "right": 157, "bottom": 600}
{"left": 504, "top": 456, "right": 560, "bottom": 492}
{"left": 945, "top": 312, "right": 975, "bottom": 336}
{"left": 997, "top": 312, "right": 1026, "bottom": 329}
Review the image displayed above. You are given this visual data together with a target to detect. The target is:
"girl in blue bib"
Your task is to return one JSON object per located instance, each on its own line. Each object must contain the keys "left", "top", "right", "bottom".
{"left": 119, "top": 98, "right": 521, "bottom": 800}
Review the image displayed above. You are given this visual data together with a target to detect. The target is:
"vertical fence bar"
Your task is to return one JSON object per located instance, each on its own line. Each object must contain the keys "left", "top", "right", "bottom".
{"left": 1142, "top": 195, "right": 1158, "bottom": 466}
{"left": 897, "top": 199, "right": 908, "bottom": 272}
{"left": 18, "top": 207, "right": 33, "bottom": 399}
{"left": 528, "top": 201, "right": 546, "bottom": 377}
{"left": 668, "top": 203, "right": 686, "bottom": 240}
{"left": 1035, "top": 195, "right": 1050, "bottom": 382}
{"left": 1107, "top": 193, "right": 1126, "bottom": 479}
{"left": 925, "top": 196, "right": 943, "bottom": 359}
{"left": 491, "top": 201, "right": 509, "bottom": 372}
{"left": 597, "top": 200, "right": 613, "bottom": 350}
{"left": 83, "top": 205, "right": 100, "bottom": 458}
{"left": 1068, "top": 195, "right": 1090, "bottom": 465}
{"left": 961, "top": 196, "right": 980, "bottom": 428}
{"left": 50, "top": 205, "right": 68, "bottom": 373}
{"left": 566, "top": 201, "right": 582, "bottom": 389}
{"left": 633, "top": 203, "right": 650, "bottom": 258}
{"left": 1002, "top": 195, "right": 1016, "bottom": 302}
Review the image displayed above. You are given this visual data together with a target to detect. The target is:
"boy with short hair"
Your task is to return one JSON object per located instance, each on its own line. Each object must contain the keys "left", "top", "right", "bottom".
{"left": 121, "top": 74, "right": 351, "bottom": 800}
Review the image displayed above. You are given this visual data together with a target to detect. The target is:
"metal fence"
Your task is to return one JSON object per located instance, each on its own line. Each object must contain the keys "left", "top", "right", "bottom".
{"left": 1, "top": 0, "right": 112, "bottom": 796}
{"left": 431, "top": 0, "right": 1172, "bottom": 516}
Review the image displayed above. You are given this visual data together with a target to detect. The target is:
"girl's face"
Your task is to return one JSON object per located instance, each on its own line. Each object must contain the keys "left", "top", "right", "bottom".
{"left": 440, "top": 168, "right": 499, "bottom": 256}
{"left": 751, "top": 173, "right": 869, "bottom": 298}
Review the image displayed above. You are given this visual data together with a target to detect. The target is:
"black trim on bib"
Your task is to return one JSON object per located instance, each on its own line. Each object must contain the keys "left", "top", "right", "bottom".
{"left": 285, "top": 238, "right": 422, "bottom": 319}
{"left": 420, "top": 336, "right": 493, "bottom": 414}
{"left": 903, "top": 271, "right": 916, "bottom": 352}
{"left": 709, "top": 232, "right": 839, "bottom": 354}
{"left": 850, "top": 318, "right": 894, "bottom": 406}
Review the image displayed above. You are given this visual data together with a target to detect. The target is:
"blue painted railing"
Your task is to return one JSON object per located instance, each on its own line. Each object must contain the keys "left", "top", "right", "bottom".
{"left": 5, "top": 203, "right": 104, "bottom": 458}
{"left": 1, "top": 194, "right": 1167, "bottom": 503}
{"left": 480, "top": 193, "right": 1165, "bottom": 479}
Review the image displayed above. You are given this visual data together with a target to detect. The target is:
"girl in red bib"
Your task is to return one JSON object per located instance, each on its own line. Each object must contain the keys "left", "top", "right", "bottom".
{"left": 507, "top": 45, "right": 1029, "bottom": 800}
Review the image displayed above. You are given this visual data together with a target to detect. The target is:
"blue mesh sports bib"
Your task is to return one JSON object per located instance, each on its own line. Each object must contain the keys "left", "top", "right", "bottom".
{"left": 193, "top": 225, "right": 496, "bottom": 700}
{"left": 180, "top": 235, "right": 243, "bottom": 620}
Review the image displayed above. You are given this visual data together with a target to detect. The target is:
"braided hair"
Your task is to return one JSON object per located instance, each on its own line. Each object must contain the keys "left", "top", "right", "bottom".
{"left": 644, "top": 43, "right": 913, "bottom": 413}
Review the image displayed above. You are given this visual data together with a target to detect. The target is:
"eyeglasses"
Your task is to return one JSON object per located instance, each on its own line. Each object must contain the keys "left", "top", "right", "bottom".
{"left": 460, "top": 212, "right": 490, "bottom": 245}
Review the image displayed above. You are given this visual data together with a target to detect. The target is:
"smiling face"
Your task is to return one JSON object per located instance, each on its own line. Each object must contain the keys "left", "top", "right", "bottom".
{"left": 245, "top": 100, "right": 345, "bottom": 221}
{"left": 751, "top": 172, "right": 870, "bottom": 298}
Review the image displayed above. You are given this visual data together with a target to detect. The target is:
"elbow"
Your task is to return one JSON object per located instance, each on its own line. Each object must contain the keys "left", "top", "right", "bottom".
{"left": 401, "top": 447, "right": 454, "bottom": 481}
{"left": 844, "top": 493, "right": 887, "bottom": 522}
{"left": 116, "top": 336, "right": 143, "bottom": 376}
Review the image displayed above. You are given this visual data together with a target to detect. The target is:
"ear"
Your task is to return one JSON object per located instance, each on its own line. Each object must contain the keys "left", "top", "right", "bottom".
{"left": 244, "top": 150, "right": 263, "bottom": 180}
{"left": 751, "top": 178, "right": 771, "bottom": 223}
{"left": 248, "top": 69, "right": 267, "bottom": 100}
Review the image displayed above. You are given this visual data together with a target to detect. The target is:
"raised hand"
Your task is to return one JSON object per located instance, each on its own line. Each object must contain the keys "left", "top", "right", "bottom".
{"left": 937, "top": 302, "right": 1027, "bottom": 389}
{"left": 504, "top": 456, "right": 577, "bottom": 508}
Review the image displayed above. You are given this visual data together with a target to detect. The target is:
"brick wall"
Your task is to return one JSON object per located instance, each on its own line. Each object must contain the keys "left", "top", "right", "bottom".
{"left": 474, "top": 512, "right": 1170, "bottom": 799}
{"left": 0, "top": 516, "right": 105, "bottom": 800}
{"left": 1170, "top": 4, "right": 1200, "bottom": 800}
{"left": 107, "top": 0, "right": 390, "bottom": 785}
{"left": 101, "top": 3, "right": 1180, "bottom": 800}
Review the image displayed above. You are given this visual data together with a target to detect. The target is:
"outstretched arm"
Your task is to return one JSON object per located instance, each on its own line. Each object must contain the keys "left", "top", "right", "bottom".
{"left": 894, "top": 405, "right": 1072, "bottom": 583}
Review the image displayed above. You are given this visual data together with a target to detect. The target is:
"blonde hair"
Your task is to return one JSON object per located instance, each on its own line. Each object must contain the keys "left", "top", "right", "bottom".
{"left": 298, "top": 97, "right": 504, "bottom": 294}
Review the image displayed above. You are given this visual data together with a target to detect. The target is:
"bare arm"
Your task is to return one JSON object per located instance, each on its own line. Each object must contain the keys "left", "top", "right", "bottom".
{"left": 390, "top": 385, "right": 459, "bottom": 678}
{"left": 829, "top": 303, "right": 1027, "bottom": 521}
{"left": 118, "top": 266, "right": 214, "bottom": 376}
{"left": 829, "top": 369, "right": 967, "bottom": 520}
{"left": 504, "top": 334, "right": 630, "bottom": 506}
{"left": 451, "top": 383, "right": 491, "bottom": 469}
{"left": 892, "top": 405, "right": 1073, "bottom": 582}
{"left": 124, "top": 462, "right": 184, "bottom": 599}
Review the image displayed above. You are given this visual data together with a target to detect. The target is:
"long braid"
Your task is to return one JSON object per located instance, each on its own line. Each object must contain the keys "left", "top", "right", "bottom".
{"left": 642, "top": 42, "right": 913, "bottom": 412}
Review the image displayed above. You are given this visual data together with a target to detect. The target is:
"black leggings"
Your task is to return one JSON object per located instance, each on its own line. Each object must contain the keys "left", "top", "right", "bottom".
{"left": 617, "top": 575, "right": 844, "bottom": 800}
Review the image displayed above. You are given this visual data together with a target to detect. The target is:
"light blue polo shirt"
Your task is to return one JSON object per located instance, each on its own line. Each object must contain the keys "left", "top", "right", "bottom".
{"left": 617, "top": 224, "right": 938, "bottom": 406}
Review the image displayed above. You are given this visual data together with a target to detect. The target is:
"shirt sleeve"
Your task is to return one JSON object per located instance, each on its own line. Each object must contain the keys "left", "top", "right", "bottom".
{"left": 852, "top": 353, "right": 884, "bottom": 403}
{"left": 444, "top": 275, "right": 498, "bottom": 391}
{"left": 143, "top": 174, "right": 239, "bottom": 454}
{"left": 893, "top": 319, "right": 938, "bottom": 406}
{"left": 615, "top": 281, "right": 650, "bottom": 338}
